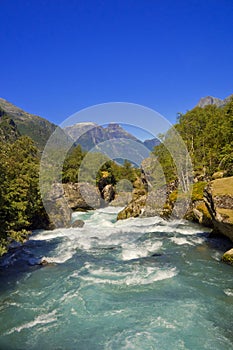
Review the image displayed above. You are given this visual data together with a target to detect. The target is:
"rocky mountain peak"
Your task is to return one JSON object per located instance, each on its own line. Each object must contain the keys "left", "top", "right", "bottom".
{"left": 196, "top": 94, "right": 233, "bottom": 108}
{"left": 196, "top": 96, "right": 223, "bottom": 108}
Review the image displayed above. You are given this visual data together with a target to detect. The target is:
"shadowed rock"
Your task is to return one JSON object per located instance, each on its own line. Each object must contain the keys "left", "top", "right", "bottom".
{"left": 72, "top": 219, "right": 85, "bottom": 228}
{"left": 63, "top": 182, "right": 101, "bottom": 210}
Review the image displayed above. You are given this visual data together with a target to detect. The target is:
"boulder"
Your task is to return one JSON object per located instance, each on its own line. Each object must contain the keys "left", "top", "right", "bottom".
{"left": 117, "top": 194, "right": 147, "bottom": 220}
{"left": 117, "top": 179, "right": 147, "bottom": 220}
{"left": 110, "top": 192, "right": 132, "bottom": 207}
{"left": 117, "top": 169, "right": 174, "bottom": 220}
{"left": 222, "top": 248, "right": 233, "bottom": 266}
{"left": 117, "top": 187, "right": 167, "bottom": 220}
{"left": 211, "top": 171, "right": 226, "bottom": 180}
{"left": 204, "top": 177, "right": 233, "bottom": 242}
{"left": 102, "top": 184, "right": 115, "bottom": 203}
{"left": 28, "top": 256, "right": 56, "bottom": 266}
{"left": 191, "top": 200, "right": 213, "bottom": 227}
{"left": 72, "top": 219, "right": 85, "bottom": 228}
{"left": 63, "top": 182, "right": 101, "bottom": 210}
{"left": 44, "top": 183, "right": 72, "bottom": 229}
{"left": 39, "top": 257, "right": 56, "bottom": 266}
{"left": 142, "top": 187, "right": 167, "bottom": 218}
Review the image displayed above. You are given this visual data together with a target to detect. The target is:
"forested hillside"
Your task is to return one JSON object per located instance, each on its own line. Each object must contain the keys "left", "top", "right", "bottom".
{"left": 0, "top": 98, "right": 58, "bottom": 150}
{"left": 153, "top": 97, "right": 233, "bottom": 181}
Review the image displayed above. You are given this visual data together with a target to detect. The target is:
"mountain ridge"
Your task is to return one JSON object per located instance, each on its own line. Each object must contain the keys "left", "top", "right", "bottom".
{"left": 63, "top": 122, "right": 159, "bottom": 151}
{"left": 0, "top": 98, "right": 58, "bottom": 150}
{"left": 196, "top": 94, "right": 233, "bottom": 108}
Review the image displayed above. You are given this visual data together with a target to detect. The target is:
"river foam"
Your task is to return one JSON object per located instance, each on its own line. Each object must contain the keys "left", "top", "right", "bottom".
{"left": 29, "top": 207, "right": 207, "bottom": 265}
{"left": 1, "top": 207, "right": 232, "bottom": 350}
{"left": 4, "top": 310, "right": 58, "bottom": 335}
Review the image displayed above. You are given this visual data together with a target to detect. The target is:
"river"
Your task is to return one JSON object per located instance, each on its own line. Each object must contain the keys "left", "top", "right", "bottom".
{"left": 0, "top": 207, "right": 233, "bottom": 349}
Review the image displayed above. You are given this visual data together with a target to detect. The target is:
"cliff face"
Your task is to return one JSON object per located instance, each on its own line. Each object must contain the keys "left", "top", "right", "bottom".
{"left": 204, "top": 177, "right": 233, "bottom": 242}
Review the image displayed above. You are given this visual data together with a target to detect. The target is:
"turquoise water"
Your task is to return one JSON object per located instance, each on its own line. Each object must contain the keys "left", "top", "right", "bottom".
{"left": 0, "top": 207, "right": 233, "bottom": 350}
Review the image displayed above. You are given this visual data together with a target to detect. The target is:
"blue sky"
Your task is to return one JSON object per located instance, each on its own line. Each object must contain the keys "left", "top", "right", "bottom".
{"left": 0, "top": 0, "right": 233, "bottom": 126}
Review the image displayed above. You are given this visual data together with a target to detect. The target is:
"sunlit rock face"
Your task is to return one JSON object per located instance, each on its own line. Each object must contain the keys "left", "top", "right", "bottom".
{"left": 204, "top": 177, "right": 233, "bottom": 242}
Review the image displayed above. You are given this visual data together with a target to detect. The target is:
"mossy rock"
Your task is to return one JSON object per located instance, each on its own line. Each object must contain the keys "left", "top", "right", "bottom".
{"left": 132, "top": 188, "right": 147, "bottom": 200}
{"left": 191, "top": 182, "right": 207, "bottom": 201}
{"left": 192, "top": 201, "right": 213, "bottom": 227}
{"left": 117, "top": 195, "right": 146, "bottom": 220}
{"left": 222, "top": 248, "right": 233, "bottom": 266}
{"left": 168, "top": 182, "right": 207, "bottom": 206}
{"left": 195, "top": 201, "right": 211, "bottom": 219}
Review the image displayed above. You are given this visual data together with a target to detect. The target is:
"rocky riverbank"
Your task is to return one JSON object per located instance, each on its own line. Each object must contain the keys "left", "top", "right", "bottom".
{"left": 116, "top": 175, "right": 233, "bottom": 265}
{"left": 37, "top": 174, "right": 233, "bottom": 266}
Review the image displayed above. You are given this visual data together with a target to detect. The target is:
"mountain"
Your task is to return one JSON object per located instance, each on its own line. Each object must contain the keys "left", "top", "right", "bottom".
{"left": 0, "top": 98, "right": 58, "bottom": 150}
{"left": 103, "top": 123, "right": 138, "bottom": 141}
{"left": 64, "top": 122, "right": 159, "bottom": 151}
{"left": 0, "top": 106, "right": 20, "bottom": 142}
{"left": 143, "top": 138, "right": 160, "bottom": 150}
{"left": 65, "top": 122, "right": 107, "bottom": 151}
{"left": 196, "top": 94, "right": 233, "bottom": 108}
{"left": 0, "top": 98, "right": 160, "bottom": 152}
{"left": 64, "top": 122, "right": 98, "bottom": 141}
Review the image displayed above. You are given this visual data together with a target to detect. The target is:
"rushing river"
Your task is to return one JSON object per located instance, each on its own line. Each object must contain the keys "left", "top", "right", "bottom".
{"left": 0, "top": 207, "right": 233, "bottom": 350}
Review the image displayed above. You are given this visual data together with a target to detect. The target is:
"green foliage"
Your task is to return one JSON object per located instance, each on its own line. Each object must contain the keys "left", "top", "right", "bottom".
{"left": 0, "top": 114, "right": 20, "bottom": 142}
{"left": 62, "top": 144, "right": 140, "bottom": 188}
{"left": 153, "top": 98, "right": 233, "bottom": 182}
{"left": 97, "top": 161, "right": 116, "bottom": 192}
{"left": 176, "top": 101, "right": 233, "bottom": 176}
{"left": 0, "top": 136, "right": 49, "bottom": 255}
{"left": 113, "top": 160, "right": 138, "bottom": 183}
{"left": 78, "top": 152, "right": 110, "bottom": 185}
{"left": 152, "top": 142, "right": 177, "bottom": 183}
{"left": 62, "top": 144, "right": 86, "bottom": 183}
{"left": 191, "top": 181, "right": 207, "bottom": 201}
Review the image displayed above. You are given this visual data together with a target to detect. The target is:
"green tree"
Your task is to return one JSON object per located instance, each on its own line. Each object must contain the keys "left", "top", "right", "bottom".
{"left": 0, "top": 136, "right": 48, "bottom": 255}
{"left": 62, "top": 144, "right": 86, "bottom": 183}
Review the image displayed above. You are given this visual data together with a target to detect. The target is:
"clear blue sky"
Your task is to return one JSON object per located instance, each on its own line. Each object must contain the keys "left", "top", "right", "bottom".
{"left": 0, "top": 0, "right": 233, "bottom": 125}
